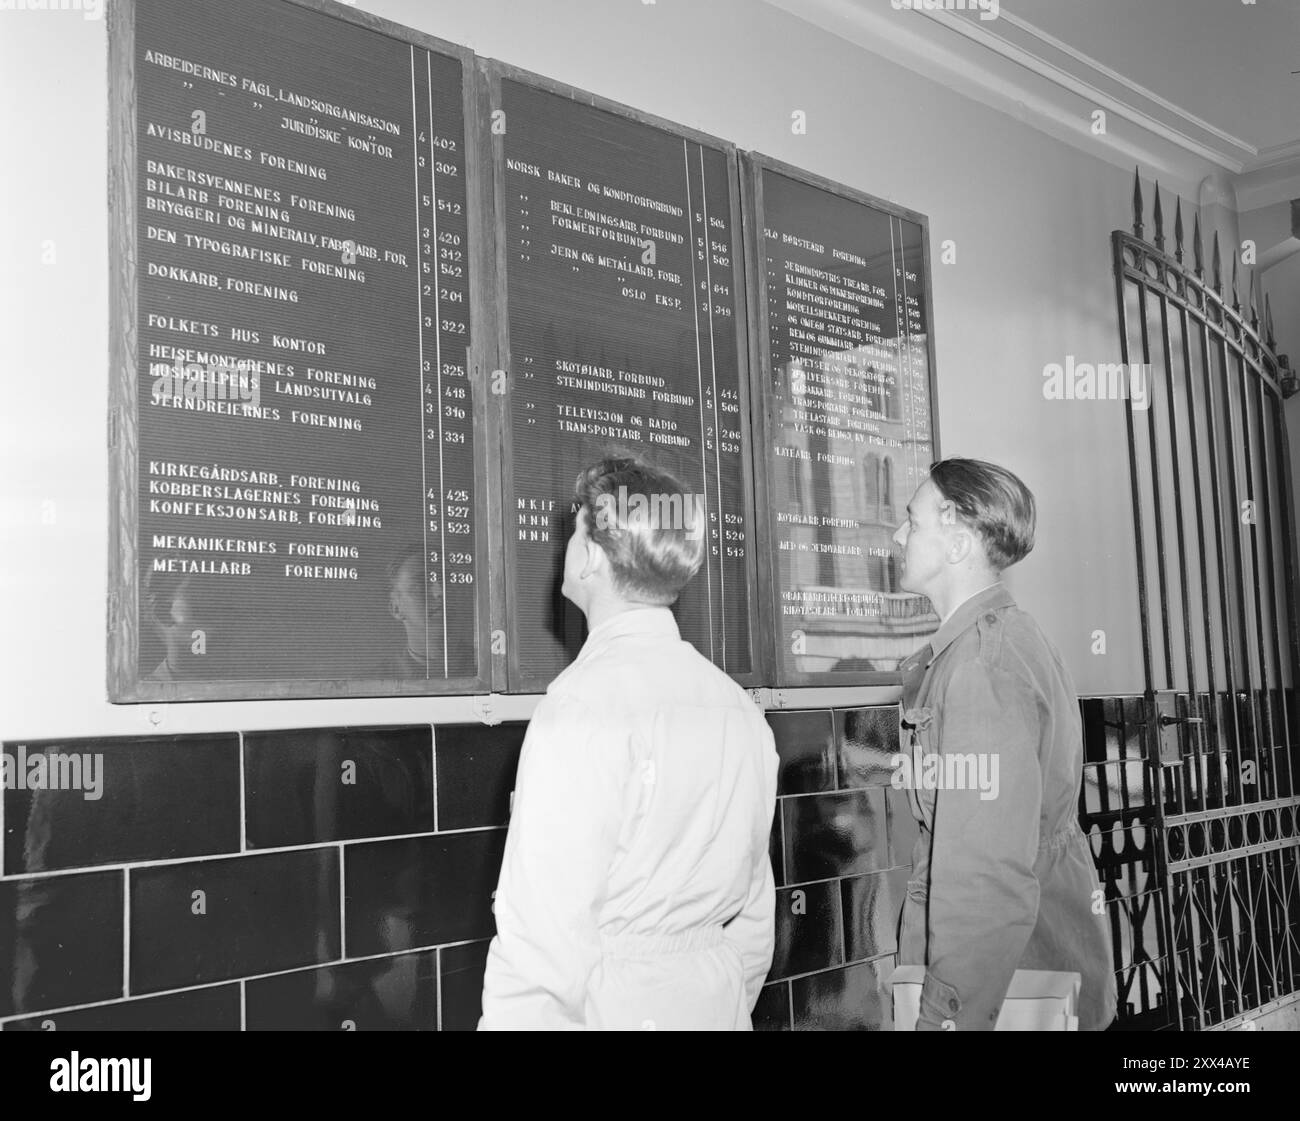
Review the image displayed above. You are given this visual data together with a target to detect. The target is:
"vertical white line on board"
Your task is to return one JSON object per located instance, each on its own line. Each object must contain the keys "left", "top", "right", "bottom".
{"left": 683, "top": 140, "right": 715, "bottom": 659}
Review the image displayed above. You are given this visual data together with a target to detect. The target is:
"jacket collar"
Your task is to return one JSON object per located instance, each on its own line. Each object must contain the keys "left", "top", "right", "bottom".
{"left": 586, "top": 604, "right": 678, "bottom": 641}
{"left": 572, "top": 605, "right": 680, "bottom": 667}
{"left": 928, "top": 581, "right": 1016, "bottom": 660}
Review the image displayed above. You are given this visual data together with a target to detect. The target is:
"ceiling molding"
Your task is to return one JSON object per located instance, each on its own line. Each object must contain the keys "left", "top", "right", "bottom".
{"left": 763, "top": 0, "right": 1300, "bottom": 208}
{"left": 1236, "top": 160, "right": 1300, "bottom": 214}
{"left": 915, "top": 6, "right": 1257, "bottom": 169}
{"left": 1253, "top": 137, "right": 1300, "bottom": 174}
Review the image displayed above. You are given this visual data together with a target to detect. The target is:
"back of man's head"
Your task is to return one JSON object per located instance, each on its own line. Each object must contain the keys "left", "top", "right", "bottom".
{"left": 575, "top": 456, "right": 705, "bottom": 605}
{"left": 928, "top": 457, "right": 1036, "bottom": 572}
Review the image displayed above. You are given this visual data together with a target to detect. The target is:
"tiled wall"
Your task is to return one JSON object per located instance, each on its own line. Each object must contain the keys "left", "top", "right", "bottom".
{"left": 755, "top": 708, "right": 913, "bottom": 1030}
{"left": 1, "top": 703, "right": 1111, "bottom": 1031}
{"left": 1, "top": 724, "right": 522, "bottom": 1030}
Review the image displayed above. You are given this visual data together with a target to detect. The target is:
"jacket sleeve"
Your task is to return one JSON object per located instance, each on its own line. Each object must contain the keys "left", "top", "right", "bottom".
{"left": 917, "top": 659, "right": 1042, "bottom": 1031}
{"left": 478, "top": 694, "right": 628, "bottom": 1030}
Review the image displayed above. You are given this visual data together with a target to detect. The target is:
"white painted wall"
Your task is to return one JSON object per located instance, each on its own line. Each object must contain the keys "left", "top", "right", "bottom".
{"left": 1239, "top": 200, "right": 1299, "bottom": 363}
{"left": 1, "top": 0, "right": 1248, "bottom": 740}
{"left": 1239, "top": 199, "right": 1300, "bottom": 588}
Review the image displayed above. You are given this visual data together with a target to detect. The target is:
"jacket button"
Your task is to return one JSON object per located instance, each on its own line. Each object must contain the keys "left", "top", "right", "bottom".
{"left": 949, "top": 998, "right": 960, "bottom": 1012}
{"left": 983, "top": 613, "right": 996, "bottom": 624}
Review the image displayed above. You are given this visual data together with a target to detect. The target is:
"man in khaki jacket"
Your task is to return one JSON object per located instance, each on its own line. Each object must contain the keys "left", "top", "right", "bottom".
{"left": 891, "top": 457, "right": 1116, "bottom": 1031}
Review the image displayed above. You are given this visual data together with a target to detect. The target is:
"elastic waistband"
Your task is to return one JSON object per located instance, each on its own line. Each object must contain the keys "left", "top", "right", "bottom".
{"left": 600, "top": 926, "right": 726, "bottom": 958}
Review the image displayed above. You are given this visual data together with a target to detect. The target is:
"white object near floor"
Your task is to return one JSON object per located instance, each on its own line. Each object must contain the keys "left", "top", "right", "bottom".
{"left": 889, "top": 966, "right": 1081, "bottom": 1031}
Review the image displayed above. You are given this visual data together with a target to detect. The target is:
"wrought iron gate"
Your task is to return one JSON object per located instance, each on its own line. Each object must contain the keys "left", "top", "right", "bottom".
{"left": 1103, "top": 170, "right": 1300, "bottom": 1029}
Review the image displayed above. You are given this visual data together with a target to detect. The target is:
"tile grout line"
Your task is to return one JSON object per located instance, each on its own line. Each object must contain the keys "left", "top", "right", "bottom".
{"left": 0, "top": 823, "right": 510, "bottom": 884}
{"left": 436, "top": 946, "right": 443, "bottom": 1032}
{"left": 238, "top": 731, "right": 246, "bottom": 853}
{"left": 240, "top": 979, "right": 246, "bottom": 1031}
{"left": 0, "top": 938, "right": 489, "bottom": 1025}
{"left": 338, "top": 842, "right": 346, "bottom": 959}
{"left": 773, "top": 950, "right": 900, "bottom": 991}
{"left": 778, "top": 784, "right": 896, "bottom": 801}
{"left": 431, "top": 723, "right": 439, "bottom": 833}
{"left": 122, "top": 867, "right": 131, "bottom": 997}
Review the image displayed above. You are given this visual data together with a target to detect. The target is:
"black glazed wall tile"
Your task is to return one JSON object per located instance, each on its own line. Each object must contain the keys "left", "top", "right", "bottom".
{"left": 835, "top": 707, "right": 899, "bottom": 788}
{"left": 1120, "top": 696, "right": 1149, "bottom": 751}
{"left": 2, "top": 734, "right": 240, "bottom": 875}
{"left": 1080, "top": 699, "right": 1110, "bottom": 764}
{"left": 130, "top": 849, "right": 339, "bottom": 995}
{"left": 769, "top": 879, "right": 842, "bottom": 981}
{"left": 841, "top": 866, "right": 909, "bottom": 963}
{"left": 769, "top": 812, "right": 784, "bottom": 888}
{"left": 752, "top": 981, "right": 790, "bottom": 1031}
{"left": 0, "top": 871, "right": 123, "bottom": 1018}
{"left": 3, "top": 985, "right": 239, "bottom": 1031}
{"left": 440, "top": 940, "right": 491, "bottom": 1031}
{"left": 783, "top": 787, "right": 888, "bottom": 883}
{"left": 791, "top": 956, "right": 894, "bottom": 1031}
{"left": 345, "top": 830, "right": 505, "bottom": 958}
{"left": 243, "top": 726, "right": 433, "bottom": 848}
{"left": 435, "top": 723, "right": 527, "bottom": 831}
{"left": 886, "top": 786, "right": 921, "bottom": 869}
{"left": 766, "top": 710, "right": 837, "bottom": 795}
{"left": 246, "top": 951, "right": 438, "bottom": 1030}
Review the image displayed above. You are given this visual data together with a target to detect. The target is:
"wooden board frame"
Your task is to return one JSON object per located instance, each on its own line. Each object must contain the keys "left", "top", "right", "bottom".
{"left": 741, "top": 152, "right": 942, "bottom": 689}
{"left": 480, "top": 59, "right": 765, "bottom": 694}
{"left": 105, "top": 2, "right": 948, "bottom": 701}
{"left": 107, "top": 0, "right": 498, "bottom": 701}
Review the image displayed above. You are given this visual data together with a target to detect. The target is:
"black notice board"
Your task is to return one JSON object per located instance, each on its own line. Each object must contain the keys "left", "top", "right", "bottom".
{"left": 484, "top": 63, "right": 762, "bottom": 693}
{"left": 108, "top": 0, "right": 494, "bottom": 700}
{"left": 742, "top": 156, "right": 941, "bottom": 688}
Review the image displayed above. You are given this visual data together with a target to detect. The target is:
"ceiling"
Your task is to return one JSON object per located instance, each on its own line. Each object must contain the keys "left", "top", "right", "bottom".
{"left": 766, "top": 0, "right": 1300, "bottom": 204}
{"left": 1005, "top": 0, "right": 1299, "bottom": 158}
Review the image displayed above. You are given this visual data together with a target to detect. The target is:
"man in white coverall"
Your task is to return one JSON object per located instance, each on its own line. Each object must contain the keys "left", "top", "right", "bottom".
{"left": 478, "top": 455, "right": 779, "bottom": 1030}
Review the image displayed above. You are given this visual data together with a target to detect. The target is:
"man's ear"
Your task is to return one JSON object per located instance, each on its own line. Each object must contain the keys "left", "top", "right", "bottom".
{"left": 581, "top": 537, "right": 605, "bottom": 580}
{"left": 389, "top": 591, "right": 402, "bottom": 621}
{"left": 947, "top": 529, "right": 975, "bottom": 565}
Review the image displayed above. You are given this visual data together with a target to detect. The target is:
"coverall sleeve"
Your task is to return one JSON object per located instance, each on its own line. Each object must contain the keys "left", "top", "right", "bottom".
{"left": 917, "top": 659, "right": 1042, "bottom": 1031}
{"left": 478, "top": 695, "right": 628, "bottom": 1030}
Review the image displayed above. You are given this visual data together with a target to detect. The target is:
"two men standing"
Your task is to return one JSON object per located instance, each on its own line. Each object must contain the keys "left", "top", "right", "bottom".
{"left": 479, "top": 453, "right": 1114, "bottom": 1030}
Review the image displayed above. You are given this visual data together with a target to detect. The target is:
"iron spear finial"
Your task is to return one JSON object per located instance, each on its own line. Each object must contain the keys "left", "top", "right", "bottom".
{"left": 1132, "top": 167, "right": 1143, "bottom": 240}
{"left": 1153, "top": 182, "right": 1165, "bottom": 252}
